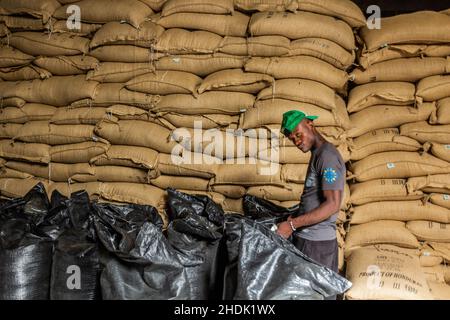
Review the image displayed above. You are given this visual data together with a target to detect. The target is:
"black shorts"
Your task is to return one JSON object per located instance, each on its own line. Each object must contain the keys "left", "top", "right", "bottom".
{"left": 292, "top": 235, "right": 339, "bottom": 300}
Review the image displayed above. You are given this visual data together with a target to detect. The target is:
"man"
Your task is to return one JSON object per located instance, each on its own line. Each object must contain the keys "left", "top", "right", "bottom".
{"left": 277, "top": 110, "right": 345, "bottom": 291}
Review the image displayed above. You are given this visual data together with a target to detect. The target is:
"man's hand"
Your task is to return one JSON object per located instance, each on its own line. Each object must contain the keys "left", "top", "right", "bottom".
{"left": 277, "top": 221, "right": 294, "bottom": 239}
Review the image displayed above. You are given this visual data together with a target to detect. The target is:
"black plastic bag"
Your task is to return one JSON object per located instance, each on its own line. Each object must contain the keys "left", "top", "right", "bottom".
{"left": 0, "top": 184, "right": 53, "bottom": 300}
{"left": 224, "top": 215, "right": 351, "bottom": 300}
{"left": 97, "top": 189, "right": 226, "bottom": 300}
{"left": 48, "top": 191, "right": 101, "bottom": 300}
{"left": 243, "top": 194, "right": 298, "bottom": 221}
{"left": 50, "top": 229, "right": 101, "bottom": 300}
{"left": 0, "top": 183, "right": 49, "bottom": 227}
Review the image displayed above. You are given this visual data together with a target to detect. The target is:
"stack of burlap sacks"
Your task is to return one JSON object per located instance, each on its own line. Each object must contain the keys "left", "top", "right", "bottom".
{"left": 343, "top": 11, "right": 450, "bottom": 300}
{"left": 146, "top": 0, "right": 365, "bottom": 273}
{"left": 1, "top": 0, "right": 449, "bottom": 300}
{"left": 0, "top": 0, "right": 363, "bottom": 269}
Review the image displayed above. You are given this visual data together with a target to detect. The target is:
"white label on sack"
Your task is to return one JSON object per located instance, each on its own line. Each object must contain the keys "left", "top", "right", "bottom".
{"left": 172, "top": 57, "right": 181, "bottom": 63}
{"left": 445, "top": 145, "right": 450, "bottom": 150}
{"left": 443, "top": 194, "right": 450, "bottom": 201}
{"left": 387, "top": 163, "right": 395, "bottom": 169}
{"left": 423, "top": 252, "right": 431, "bottom": 256}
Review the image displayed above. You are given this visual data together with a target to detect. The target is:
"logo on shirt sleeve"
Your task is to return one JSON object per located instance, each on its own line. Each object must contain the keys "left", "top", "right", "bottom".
{"left": 323, "top": 167, "right": 338, "bottom": 184}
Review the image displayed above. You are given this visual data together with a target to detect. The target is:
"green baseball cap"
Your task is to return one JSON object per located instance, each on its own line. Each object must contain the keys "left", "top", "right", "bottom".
{"left": 281, "top": 110, "right": 318, "bottom": 136}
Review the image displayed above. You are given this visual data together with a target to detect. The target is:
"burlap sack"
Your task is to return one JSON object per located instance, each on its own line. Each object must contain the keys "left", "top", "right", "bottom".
{"left": 150, "top": 175, "right": 210, "bottom": 191}
{"left": 34, "top": 55, "right": 99, "bottom": 76}
{"left": 407, "top": 221, "right": 450, "bottom": 242}
{"left": 257, "top": 79, "right": 346, "bottom": 111}
{"left": 5, "top": 161, "right": 95, "bottom": 182}
{"left": 222, "top": 197, "right": 244, "bottom": 213}
{"left": 89, "top": 21, "right": 164, "bottom": 48}
{"left": 126, "top": 70, "right": 202, "bottom": 95}
{"left": 350, "top": 200, "right": 450, "bottom": 225}
{"left": 345, "top": 245, "right": 432, "bottom": 300}
{"left": 241, "top": 99, "right": 350, "bottom": 129}
{"left": 249, "top": 11, "right": 355, "bottom": 50}
{"left": 198, "top": 69, "right": 273, "bottom": 94}
{"left": 350, "top": 151, "right": 450, "bottom": 182}
{"left": 138, "top": 0, "right": 166, "bottom": 11}
{"left": 0, "top": 0, "right": 60, "bottom": 23}
{"left": 289, "top": 38, "right": 355, "bottom": 70}
{"left": 213, "top": 161, "right": 284, "bottom": 186}
{"left": 0, "top": 75, "right": 98, "bottom": 106}
{"left": 247, "top": 36, "right": 290, "bottom": 57}
{"left": 50, "top": 20, "right": 103, "bottom": 37}
{"left": 90, "top": 145, "right": 158, "bottom": 170}
{"left": 50, "top": 141, "right": 109, "bottom": 164}
{"left": 211, "top": 184, "right": 246, "bottom": 199}
{"left": 430, "top": 98, "right": 450, "bottom": 124}
{"left": 347, "top": 82, "right": 416, "bottom": 113}
{"left": 155, "top": 54, "right": 245, "bottom": 77}
{"left": 416, "top": 75, "right": 450, "bottom": 102}
{"left": 345, "top": 221, "right": 420, "bottom": 256}
{"left": 6, "top": 32, "right": 90, "bottom": 56}
{"left": 347, "top": 104, "right": 435, "bottom": 138}
{"left": 0, "top": 104, "right": 56, "bottom": 124}
{"left": 53, "top": 0, "right": 153, "bottom": 28}
{"left": 280, "top": 164, "right": 309, "bottom": 183}
{"left": 0, "top": 167, "right": 34, "bottom": 180}
{"left": 429, "top": 194, "right": 450, "bottom": 210}
{"left": 50, "top": 107, "right": 115, "bottom": 125}
{"left": 0, "top": 46, "right": 34, "bottom": 69}
{"left": 358, "top": 44, "right": 450, "bottom": 69}
{"left": 155, "top": 11, "right": 249, "bottom": 37}
{"left": 75, "top": 165, "right": 153, "bottom": 184}
{"left": 244, "top": 56, "right": 348, "bottom": 92}
{"left": 350, "top": 57, "right": 450, "bottom": 84}
{"left": 170, "top": 127, "right": 260, "bottom": 159}
{"left": 400, "top": 121, "right": 450, "bottom": 144}
{"left": 86, "top": 62, "right": 155, "bottom": 83}
{"left": 158, "top": 113, "right": 238, "bottom": 130}
{"left": 100, "top": 182, "right": 166, "bottom": 209}
{"left": 407, "top": 174, "right": 450, "bottom": 194}
{"left": 0, "top": 15, "right": 45, "bottom": 31}
{"left": 71, "top": 83, "right": 160, "bottom": 109}
{"left": 89, "top": 45, "right": 165, "bottom": 63}
{"left": 360, "top": 11, "right": 450, "bottom": 52}
{"left": 246, "top": 183, "right": 304, "bottom": 201}
{"left": 0, "top": 65, "right": 51, "bottom": 81}
{"left": 428, "top": 281, "right": 450, "bottom": 300}
{"left": 350, "top": 128, "right": 422, "bottom": 161}
{"left": 257, "top": 146, "right": 310, "bottom": 164}
{"left": 0, "top": 123, "right": 23, "bottom": 139}
{"left": 0, "top": 98, "right": 25, "bottom": 110}
{"left": 350, "top": 179, "right": 423, "bottom": 206}
{"left": 0, "top": 178, "right": 50, "bottom": 198}
{"left": 15, "top": 121, "right": 97, "bottom": 145}
{"left": 233, "top": 0, "right": 298, "bottom": 12}
{"left": 161, "top": 0, "right": 234, "bottom": 16}
{"left": 154, "top": 28, "right": 223, "bottom": 54}
{"left": 94, "top": 120, "right": 175, "bottom": 153}
{"left": 105, "top": 105, "right": 149, "bottom": 121}
{"left": 296, "top": 0, "right": 365, "bottom": 28}
{"left": 153, "top": 91, "right": 255, "bottom": 115}
{"left": 158, "top": 152, "right": 219, "bottom": 179}
{"left": 425, "top": 142, "right": 450, "bottom": 162}
{"left": 0, "top": 23, "right": 8, "bottom": 37}
{"left": 0, "top": 140, "right": 50, "bottom": 164}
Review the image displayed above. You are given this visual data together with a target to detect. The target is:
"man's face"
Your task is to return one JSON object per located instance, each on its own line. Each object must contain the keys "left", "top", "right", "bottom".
{"left": 287, "top": 120, "right": 314, "bottom": 153}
